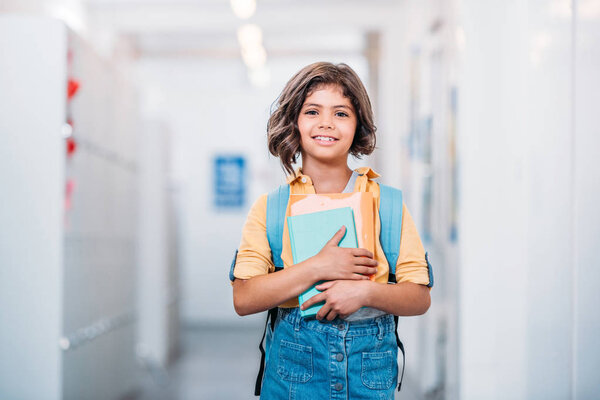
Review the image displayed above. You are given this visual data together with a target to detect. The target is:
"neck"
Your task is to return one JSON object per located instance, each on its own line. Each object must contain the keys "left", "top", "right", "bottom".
{"left": 301, "top": 158, "right": 353, "bottom": 194}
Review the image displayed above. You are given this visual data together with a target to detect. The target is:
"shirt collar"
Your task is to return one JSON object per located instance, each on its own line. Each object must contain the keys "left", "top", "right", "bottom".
{"left": 354, "top": 166, "right": 381, "bottom": 179}
{"left": 286, "top": 166, "right": 380, "bottom": 184}
{"left": 286, "top": 168, "right": 307, "bottom": 184}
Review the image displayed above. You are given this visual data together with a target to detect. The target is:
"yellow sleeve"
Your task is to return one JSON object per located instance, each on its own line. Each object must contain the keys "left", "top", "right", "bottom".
{"left": 395, "top": 204, "right": 431, "bottom": 286}
{"left": 233, "top": 194, "right": 275, "bottom": 280}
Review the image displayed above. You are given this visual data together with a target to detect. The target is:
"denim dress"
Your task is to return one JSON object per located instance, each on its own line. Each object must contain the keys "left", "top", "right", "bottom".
{"left": 260, "top": 307, "right": 398, "bottom": 400}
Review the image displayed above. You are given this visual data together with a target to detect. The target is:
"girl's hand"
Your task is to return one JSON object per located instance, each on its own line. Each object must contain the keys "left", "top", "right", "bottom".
{"left": 301, "top": 280, "right": 372, "bottom": 321}
{"left": 309, "top": 226, "right": 378, "bottom": 281}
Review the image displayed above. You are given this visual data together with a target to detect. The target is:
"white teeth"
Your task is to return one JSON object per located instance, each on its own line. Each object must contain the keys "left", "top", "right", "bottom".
{"left": 314, "top": 136, "right": 335, "bottom": 141}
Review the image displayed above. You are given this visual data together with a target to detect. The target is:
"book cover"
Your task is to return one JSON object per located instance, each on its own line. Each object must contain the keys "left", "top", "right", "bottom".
{"left": 287, "top": 207, "right": 358, "bottom": 318}
{"left": 288, "top": 192, "right": 375, "bottom": 280}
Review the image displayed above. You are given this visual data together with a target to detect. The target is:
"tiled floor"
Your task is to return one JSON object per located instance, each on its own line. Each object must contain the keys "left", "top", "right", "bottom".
{"left": 137, "top": 323, "right": 263, "bottom": 400}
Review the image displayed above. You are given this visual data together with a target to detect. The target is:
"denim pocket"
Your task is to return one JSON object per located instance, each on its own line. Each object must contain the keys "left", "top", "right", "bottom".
{"left": 361, "top": 350, "right": 394, "bottom": 390}
{"left": 277, "top": 340, "right": 313, "bottom": 383}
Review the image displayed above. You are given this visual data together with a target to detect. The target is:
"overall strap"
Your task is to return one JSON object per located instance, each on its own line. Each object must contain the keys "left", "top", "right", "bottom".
{"left": 378, "top": 183, "right": 405, "bottom": 392}
{"left": 394, "top": 315, "right": 406, "bottom": 392}
{"left": 266, "top": 184, "right": 290, "bottom": 270}
{"left": 255, "top": 183, "right": 290, "bottom": 395}
{"left": 254, "top": 307, "right": 278, "bottom": 396}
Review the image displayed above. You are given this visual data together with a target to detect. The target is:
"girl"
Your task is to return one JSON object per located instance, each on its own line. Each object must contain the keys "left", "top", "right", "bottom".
{"left": 231, "top": 62, "right": 432, "bottom": 399}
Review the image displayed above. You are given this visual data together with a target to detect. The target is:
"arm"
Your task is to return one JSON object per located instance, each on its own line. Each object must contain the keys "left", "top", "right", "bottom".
{"left": 300, "top": 280, "right": 430, "bottom": 320}
{"left": 233, "top": 226, "right": 378, "bottom": 316}
{"left": 233, "top": 261, "right": 319, "bottom": 316}
{"left": 365, "top": 281, "right": 430, "bottom": 315}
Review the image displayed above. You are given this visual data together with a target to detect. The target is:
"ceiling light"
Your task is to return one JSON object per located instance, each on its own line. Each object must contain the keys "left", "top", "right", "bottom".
{"left": 230, "top": 0, "right": 256, "bottom": 20}
{"left": 237, "top": 24, "right": 263, "bottom": 49}
{"left": 241, "top": 46, "right": 267, "bottom": 69}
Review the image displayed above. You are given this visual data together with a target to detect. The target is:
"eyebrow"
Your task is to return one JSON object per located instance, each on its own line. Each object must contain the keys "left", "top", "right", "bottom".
{"left": 302, "top": 103, "right": 352, "bottom": 110}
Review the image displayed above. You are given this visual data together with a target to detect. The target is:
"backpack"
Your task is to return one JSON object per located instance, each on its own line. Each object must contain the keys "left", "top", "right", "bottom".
{"left": 230, "top": 182, "right": 434, "bottom": 396}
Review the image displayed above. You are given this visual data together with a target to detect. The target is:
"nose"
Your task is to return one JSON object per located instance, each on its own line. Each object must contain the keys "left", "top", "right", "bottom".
{"left": 318, "top": 114, "right": 334, "bottom": 130}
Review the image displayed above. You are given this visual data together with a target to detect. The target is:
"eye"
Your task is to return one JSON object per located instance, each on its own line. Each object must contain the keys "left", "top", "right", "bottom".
{"left": 304, "top": 109, "right": 318, "bottom": 115}
{"left": 335, "top": 111, "right": 349, "bottom": 117}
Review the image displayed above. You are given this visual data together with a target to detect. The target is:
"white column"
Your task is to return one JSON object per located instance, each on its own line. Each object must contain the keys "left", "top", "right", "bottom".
{"left": 0, "top": 16, "right": 67, "bottom": 400}
{"left": 573, "top": 1, "right": 600, "bottom": 397}
{"left": 458, "top": 1, "right": 531, "bottom": 398}
{"left": 137, "top": 121, "right": 171, "bottom": 366}
{"left": 456, "top": 0, "right": 600, "bottom": 398}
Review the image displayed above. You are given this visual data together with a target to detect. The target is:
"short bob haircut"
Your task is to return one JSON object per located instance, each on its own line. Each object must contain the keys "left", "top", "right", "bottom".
{"left": 267, "top": 62, "right": 377, "bottom": 176}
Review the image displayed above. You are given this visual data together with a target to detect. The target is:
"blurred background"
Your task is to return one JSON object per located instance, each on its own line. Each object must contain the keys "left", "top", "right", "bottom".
{"left": 1, "top": 0, "right": 599, "bottom": 399}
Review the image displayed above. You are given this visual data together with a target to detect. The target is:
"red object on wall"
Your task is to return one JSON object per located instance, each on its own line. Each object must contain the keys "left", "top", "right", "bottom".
{"left": 67, "top": 79, "right": 80, "bottom": 100}
{"left": 65, "top": 179, "right": 75, "bottom": 211}
{"left": 66, "top": 137, "right": 77, "bottom": 157}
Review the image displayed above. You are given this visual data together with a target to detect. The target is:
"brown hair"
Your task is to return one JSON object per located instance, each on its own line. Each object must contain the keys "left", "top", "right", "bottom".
{"left": 267, "top": 62, "right": 377, "bottom": 175}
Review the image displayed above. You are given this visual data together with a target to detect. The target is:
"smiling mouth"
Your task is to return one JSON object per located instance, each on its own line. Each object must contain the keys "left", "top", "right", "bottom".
{"left": 312, "top": 135, "right": 338, "bottom": 142}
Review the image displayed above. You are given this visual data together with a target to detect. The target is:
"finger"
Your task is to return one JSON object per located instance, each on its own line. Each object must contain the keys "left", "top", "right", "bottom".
{"left": 349, "top": 273, "right": 370, "bottom": 280}
{"left": 355, "top": 266, "right": 378, "bottom": 275}
{"left": 352, "top": 248, "right": 374, "bottom": 259}
{"left": 326, "top": 226, "right": 346, "bottom": 247}
{"left": 326, "top": 310, "right": 338, "bottom": 321}
{"left": 316, "top": 303, "right": 332, "bottom": 321}
{"left": 315, "top": 281, "right": 335, "bottom": 291}
{"left": 354, "top": 257, "right": 378, "bottom": 267}
{"left": 301, "top": 292, "right": 326, "bottom": 310}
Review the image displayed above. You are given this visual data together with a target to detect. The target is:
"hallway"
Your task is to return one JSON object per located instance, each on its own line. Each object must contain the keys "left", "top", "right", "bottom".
{"left": 1, "top": 1, "right": 599, "bottom": 399}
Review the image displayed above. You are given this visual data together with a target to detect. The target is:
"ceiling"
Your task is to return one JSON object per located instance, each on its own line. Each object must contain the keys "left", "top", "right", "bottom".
{"left": 84, "top": 0, "right": 402, "bottom": 58}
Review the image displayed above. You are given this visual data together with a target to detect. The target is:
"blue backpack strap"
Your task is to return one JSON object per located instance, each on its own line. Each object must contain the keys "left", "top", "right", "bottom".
{"left": 228, "top": 249, "right": 238, "bottom": 282}
{"left": 229, "top": 184, "right": 289, "bottom": 282}
{"left": 425, "top": 252, "right": 434, "bottom": 288}
{"left": 378, "top": 183, "right": 406, "bottom": 392}
{"left": 266, "top": 184, "right": 289, "bottom": 270}
{"left": 378, "top": 183, "right": 403, "bottom": 282}
{"left": 255, "top": 183, "right": 289, "bottom": 396}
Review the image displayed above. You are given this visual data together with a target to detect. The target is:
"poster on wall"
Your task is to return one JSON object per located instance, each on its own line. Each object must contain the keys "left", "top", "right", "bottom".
{"left": 214, "top": 155, "right": 246, "bottom": 208}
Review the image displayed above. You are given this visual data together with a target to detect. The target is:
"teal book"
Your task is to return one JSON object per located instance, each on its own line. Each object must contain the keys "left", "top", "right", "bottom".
{"left": 287, "top": 207, "right": 358, "bottom": 318}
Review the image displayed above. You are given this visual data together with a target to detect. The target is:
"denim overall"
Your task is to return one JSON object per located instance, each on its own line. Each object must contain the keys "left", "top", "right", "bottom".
{"left": 260, "top": 307, "right": 398, "bottom": 400}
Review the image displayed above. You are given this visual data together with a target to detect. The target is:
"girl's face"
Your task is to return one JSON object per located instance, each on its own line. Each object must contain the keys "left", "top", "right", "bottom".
{"left": 297, "top": 84, "right": 357, "bottom": 166}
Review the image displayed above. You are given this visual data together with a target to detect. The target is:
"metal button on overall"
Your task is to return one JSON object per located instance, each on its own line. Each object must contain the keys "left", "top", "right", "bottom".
{"left": 334, "top": 383, "right": 343, "bottom": 391}
{"left": 336, "top": 353, "right": 344, "bottom": 362}
{"left": 337, "top": 324, "right": 345, "bottom": 331}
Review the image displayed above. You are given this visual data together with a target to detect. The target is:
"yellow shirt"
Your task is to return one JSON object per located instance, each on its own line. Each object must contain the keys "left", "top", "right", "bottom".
{"left": 234, "top": 167, "right": 431, "bottom": 307}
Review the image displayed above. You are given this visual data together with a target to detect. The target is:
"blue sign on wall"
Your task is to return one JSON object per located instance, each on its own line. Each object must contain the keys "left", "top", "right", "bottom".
{"left": 214, "top": 155, "right": 246, "bottom": 208}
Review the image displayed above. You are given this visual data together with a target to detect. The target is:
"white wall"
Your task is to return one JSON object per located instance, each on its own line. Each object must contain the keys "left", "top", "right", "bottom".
{"left": 0, "top": 15, "right": 140, "bottom": 400}
{"left": 137, "top": 120, "right": 174, "bottom": 366}
{"left": 0, "top": 16, "right": 67, "bottom": 400}
{"left": 573, "top": 0, "right": 600, "bottom": 395}
{"left": 458, "top": 2, "right": 531, "bottom": 397}
{"left": 458, "top": 1, "right": 600, "bottom": 399}
{"left": 377, "top": 1, "right": 462, "bottom": 396}
{"left": 383, "top": 1, "right": 600, "bottom": 398}
{"left": 62, "top": 28, "right": 138, "bottom": 400}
